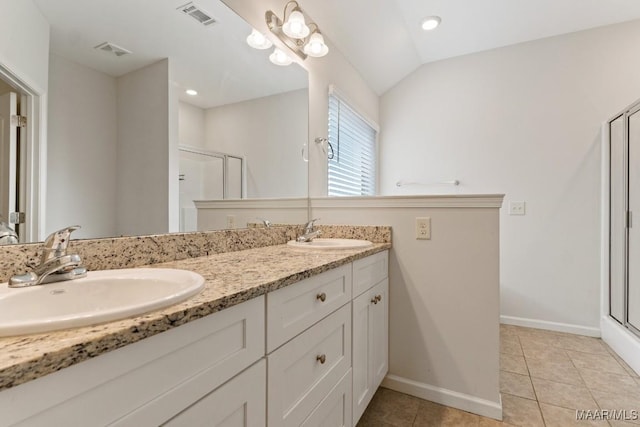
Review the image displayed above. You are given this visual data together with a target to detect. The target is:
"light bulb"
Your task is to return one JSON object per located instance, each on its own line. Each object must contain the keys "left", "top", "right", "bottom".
{"left": 185, "top": 89, "right": 198, "bottom": 96}
{"left": 246, "top": 29, "right": 272, "bottom": 49}
{"left": 421, "top": 16, "right": 441, "bottom": 31}
{"left": 269, "top": 48, "right": 293, "bottom": 66}
{"left": 283, "top": 10, "right": 310, "bottom": 39}
{"left": 303, "top": 32, "right": 329, "bottom": 57}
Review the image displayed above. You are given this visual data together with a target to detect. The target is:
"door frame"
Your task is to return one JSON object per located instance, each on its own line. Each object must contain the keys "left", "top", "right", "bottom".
{"left": 0, "top": 62, "right": 45, "bottom": 242}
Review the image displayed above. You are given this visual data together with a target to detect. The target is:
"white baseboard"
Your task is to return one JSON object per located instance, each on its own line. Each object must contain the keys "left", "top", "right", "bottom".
{"left": 500, "top": 315, "right": 600, "bottom": 337}
{"left": 601, "top": 316, "right": 640, "bottom": 376}
{"left": 381, "top": 374, "right": 503, "bottom": 420}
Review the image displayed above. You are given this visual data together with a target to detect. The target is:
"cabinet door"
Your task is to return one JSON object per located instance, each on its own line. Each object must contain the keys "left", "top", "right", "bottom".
{"left": 352, "top": 278, "right": 389, "bottom": 426}
{"left": 371, "top": 279, "right": 389, "bottom": 388}
{"left": 162, "top": 359, "right": 266, "bottom": 427}
{"left": 300, "top": 370, "right": 352, "bottom": 427}
{"left": 610, "top": 114, "right": 626, "bottom": 323}
{"left": 629, "top": 109, "right": 640, "bottom": 331}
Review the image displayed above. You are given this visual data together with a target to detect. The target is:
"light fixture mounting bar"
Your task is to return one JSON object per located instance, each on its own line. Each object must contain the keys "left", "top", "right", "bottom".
{"left": 265, "top": 10, "right": 308, "bottom": 60}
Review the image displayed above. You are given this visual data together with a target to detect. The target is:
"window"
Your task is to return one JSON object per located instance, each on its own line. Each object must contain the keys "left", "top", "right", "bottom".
{"left": 327, "top": 92, "right": 378, "bottom": 196}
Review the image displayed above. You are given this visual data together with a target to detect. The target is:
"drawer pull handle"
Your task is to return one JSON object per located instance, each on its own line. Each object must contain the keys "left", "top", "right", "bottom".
{"left": 371, "top": 297, "right": 378, "bottom": 305}
{"left": 316, "top": 292, "right": 327, "bottom": 302}
{"left": 316, "top": 354, "right": 326, "bottom": 364}
{"left": 371, "top": 295, "right": 382, "bottom": 304}
{"left": 376, "top": 295, "right": 382, "bottom": 302}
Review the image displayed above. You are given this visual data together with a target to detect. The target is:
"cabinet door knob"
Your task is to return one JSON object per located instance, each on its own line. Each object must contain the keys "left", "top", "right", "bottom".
{"left": 376, "top": 295, "right": 382, "bottom": 302}
{"left": 316, "top": 292, "right": 327, "bottom": 302}
{"left": 371, "top": 297, "right": 378, "bottom": 305}
{"left": 316, "top": 354, "right": 326, "bottom": 364}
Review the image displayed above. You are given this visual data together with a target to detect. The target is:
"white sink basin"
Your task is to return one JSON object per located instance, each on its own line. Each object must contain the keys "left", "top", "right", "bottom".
{"left": 0, "top": 268, "right": 205, "bottom": 337}
{"left": 287, "top": 238, "right": 373, "bottom": 250}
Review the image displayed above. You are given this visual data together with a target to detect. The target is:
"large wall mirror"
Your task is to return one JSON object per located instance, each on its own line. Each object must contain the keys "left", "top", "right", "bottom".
{"left": 0, "top": 0, "right": 309, "bottom": 243}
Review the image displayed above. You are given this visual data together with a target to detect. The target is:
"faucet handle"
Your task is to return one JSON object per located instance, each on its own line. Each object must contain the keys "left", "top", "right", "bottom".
{"left": 41, "top": 225, "right": 81, "bottom": 263}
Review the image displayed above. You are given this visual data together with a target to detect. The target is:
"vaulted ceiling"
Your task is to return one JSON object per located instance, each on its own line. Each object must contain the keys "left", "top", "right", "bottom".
{"left": 301, "top": 0, "right": 640, "bottom": 94}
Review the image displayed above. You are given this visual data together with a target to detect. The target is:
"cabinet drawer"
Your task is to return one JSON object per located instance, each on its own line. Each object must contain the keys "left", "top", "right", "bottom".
{"left": 268, "top": 304, "right": 352, "bottom": 427}
{"left": 7, "top": 297, "right": 265, "bottom": 427}
{"left": 162, "top": 359, "right": 266, "bottom": 427}
{"left": 267, "top": 264, "right": 351, "bottom": 352}
{"left": 353, "top": 251, "right": 388, "bottom": 297}
{"left": 301, "top": 370, "right": 352, "bottom": 427}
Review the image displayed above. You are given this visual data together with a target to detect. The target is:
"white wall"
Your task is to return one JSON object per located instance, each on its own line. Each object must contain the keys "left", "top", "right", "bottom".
{"left": 204, "top": 89, "right": 308, "bottom": 198}
{"left": 220, "top": 0, "right": 379, "bottom": 198}
{"left": 379, "top": 20, "right": 640, "bottom": 333}
{"left": 46, "top": 54, "right": 118, "bottom": 239}
{"left": 196, "top": 198, "right": 308, "bottom": 230}
{"left": 311, "top": 196, "right": 502, "bottom": 418}
{"left": 0, "top": 0, "right": 49, "bottom": 94}
{"left": 179, "top": 102, "right": 205, "bottom": 148}
{"left": 116, "top": 59, "right": 173, "bottom": 236}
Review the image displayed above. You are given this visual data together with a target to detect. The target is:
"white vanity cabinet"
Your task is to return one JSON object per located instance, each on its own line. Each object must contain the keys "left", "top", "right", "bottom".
{"left": 0, "top": 250, "right": 389, "bottom": 427}
{"left": 1, "top": 296, "right": 266, "bottom": 427}
{"left": 352, "top": 253, "right": 389, "bottom": 426}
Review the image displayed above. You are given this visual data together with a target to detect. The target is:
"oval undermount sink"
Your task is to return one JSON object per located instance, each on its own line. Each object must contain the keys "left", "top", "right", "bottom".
{"left": 287, "top": 238, "right": 373, "bottom": 250}
{"left": 0, "top": 268, "right": 205, "bottom": 337}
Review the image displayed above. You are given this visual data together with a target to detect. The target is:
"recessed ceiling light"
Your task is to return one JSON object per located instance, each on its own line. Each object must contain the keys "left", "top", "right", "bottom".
{"left": 421, "top": 16, "right": 441, "bottom": 31}
{"left": 185, "top": 89, "right": 198, "bottom": 96}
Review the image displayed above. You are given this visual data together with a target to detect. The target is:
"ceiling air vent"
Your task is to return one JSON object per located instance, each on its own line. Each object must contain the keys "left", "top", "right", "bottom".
{"left": 177, "top": 2, "right": 217, "bottom": 27}
{"left": 94, "top": 42, "right": 132, "bottom": 57}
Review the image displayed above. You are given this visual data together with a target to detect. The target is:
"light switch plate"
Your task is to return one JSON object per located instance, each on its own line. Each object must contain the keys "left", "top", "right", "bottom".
{"left": 509, "top": 201, "right": 526, "bottom": 215}
{"left": 416, "top": 217, "right": 431, "bottom": 240}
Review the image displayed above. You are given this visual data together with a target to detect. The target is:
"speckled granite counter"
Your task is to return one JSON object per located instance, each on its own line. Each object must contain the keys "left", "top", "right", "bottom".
{"left": 0, "top": 241, "right": 390, "bottom": 391}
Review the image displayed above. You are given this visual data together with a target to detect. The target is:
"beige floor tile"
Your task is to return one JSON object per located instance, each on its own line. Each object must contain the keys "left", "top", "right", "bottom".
{"left": 555, "top": 335, "right": 609, "bottom": 355}
{"left": 520, "top": 340, "right": 570, "bottom": 361}
{"left": 500, "top": 352, "right": 529, "bottom": 375}
{"left": 579, "top": 367, "right": 640, "bottom": 396}
{"left": 590, "top": 389, "right": 640, "bottom": 425}
{"left": 605, "top": 345, "right": 640, "bottom": 378}
{"left": 500, "top": 324, "right": 520, "bottom": 339}
{"left": 531, "top": 377, "right": 598, "bottom": 410}
{"left": 501, "top": 393, "right": 545, "bottom": 427}
{"left": 518, "top": 331, "right": 564, "bottom": 349}
{"left": 478, "top": 416, "right": 518, "bottom": 426}
{"left": 540, "top": 403, "right": 609, "bottom": 426}
{"left": 501, "top": 336, "right": 523, "bottom": 356}
{"left": 500, "top": 371, "right": 536, "bottom": 400}
{"left": 526, "top": 357, "right": 584, "bottom": 386}
{"left": 358, "top": 387, "right": 420, "bottom": 426}
{"left": 413, "top": 400, "right": 480, "bottom": 426}
{"left": 567, "top": 350, "right": 628, "bottom": 375}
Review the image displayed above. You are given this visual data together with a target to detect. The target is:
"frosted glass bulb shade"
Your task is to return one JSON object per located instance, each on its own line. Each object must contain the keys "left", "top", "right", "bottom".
{"left": 303, "top": 32, "right": 329, "bottom": 57}
{"left": 269, "top": 48, "right": 293, "bottom": 66}
{"left": 421, "top": 16, "right": 441, "bottom": 31}
{"left": 282, "top": 10, "right": 310, "bottom": 39}
{"left": 246, "top": 29, "right": 273, "bottom": 49}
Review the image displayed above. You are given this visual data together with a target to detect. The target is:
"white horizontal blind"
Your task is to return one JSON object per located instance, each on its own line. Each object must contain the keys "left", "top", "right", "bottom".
{"left": 327, "top": 94, "right": 377, "bottom": 196}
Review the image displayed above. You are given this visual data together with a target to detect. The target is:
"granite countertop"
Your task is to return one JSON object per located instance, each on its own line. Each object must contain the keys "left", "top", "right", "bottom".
{"left": 0, "top": 242, "right": 390, "bottom": 391}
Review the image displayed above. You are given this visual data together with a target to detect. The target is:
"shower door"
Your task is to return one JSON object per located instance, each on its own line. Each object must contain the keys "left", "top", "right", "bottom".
{"left": 628, "top": 107, "right": 640, "bottom": 332}
{"left": 609, "top": 101, "right": 640, "bottom": 337}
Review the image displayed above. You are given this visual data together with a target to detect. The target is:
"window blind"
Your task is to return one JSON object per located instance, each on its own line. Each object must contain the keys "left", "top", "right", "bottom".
{"left": 327, "top": 94, "right": 377, "bottom": 196}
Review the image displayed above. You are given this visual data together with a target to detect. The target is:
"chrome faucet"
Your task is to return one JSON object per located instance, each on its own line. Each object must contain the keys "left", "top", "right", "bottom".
{"left": 257, "top": 217, "right": 272, "bottom": 228}
{"left": 9, "top": 225, "right": 87, "bottom": 288}
{"left": 296, "top": 218, "right": 322, "bottom": 242}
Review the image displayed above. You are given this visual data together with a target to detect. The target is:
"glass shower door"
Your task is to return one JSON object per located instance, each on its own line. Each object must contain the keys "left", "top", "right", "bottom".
{"left": 628, "top": 108, "right": 640, "bottom": 332}
{"left": 610, "top": 114, "right": 625, "bottom": 323}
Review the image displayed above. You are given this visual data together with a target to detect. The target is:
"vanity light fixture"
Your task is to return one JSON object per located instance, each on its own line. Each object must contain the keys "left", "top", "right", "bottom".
{"left": 421, "top": 16, "right": 442, "bottom": 31}
{"left": 185, "top": 89, "right": 198, "bottom": 96}
{"left": 246, "top": 29, "right": 273, "bottom": 49}
{"left": 263, "top": 1, "right": 329, "bottom": 60}
{"left": 269, "top": 48, "right": 293, "bottom": 66}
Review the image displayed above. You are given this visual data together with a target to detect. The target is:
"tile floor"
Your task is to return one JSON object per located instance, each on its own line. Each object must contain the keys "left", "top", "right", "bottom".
{"left": 357, "top": 324, "right": 640, "bottom": 426}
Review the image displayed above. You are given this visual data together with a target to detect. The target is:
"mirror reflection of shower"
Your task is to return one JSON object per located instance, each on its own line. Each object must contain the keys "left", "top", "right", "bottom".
{"left": 178, "top": 147, "right": 245, "bottom": 232}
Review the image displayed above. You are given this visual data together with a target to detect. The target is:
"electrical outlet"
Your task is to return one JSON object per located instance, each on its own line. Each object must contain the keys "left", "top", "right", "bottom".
{"left": 226, "top": 215, "right": 236, "bottom": 229}
{"left": 509, "top": 201, "right": 526, "bottom": 216}
{"left": 416, "top": 217, "right": 431, "bottom": 240}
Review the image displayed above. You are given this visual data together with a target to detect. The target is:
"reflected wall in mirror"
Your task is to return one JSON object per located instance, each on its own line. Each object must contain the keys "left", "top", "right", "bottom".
{"left": 0, "top": 0, "right": 309, "bottom": 242}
